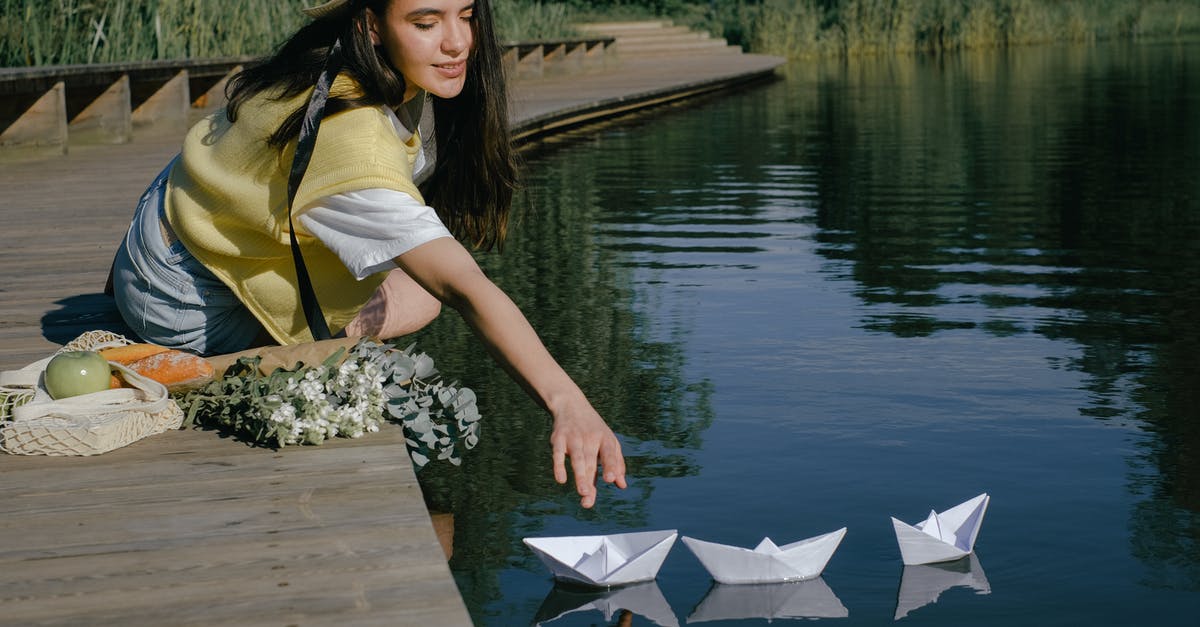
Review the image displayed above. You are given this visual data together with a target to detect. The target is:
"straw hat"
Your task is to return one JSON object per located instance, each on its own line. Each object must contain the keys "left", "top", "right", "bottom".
{"left": 303, "top": 0, "right": 352, "bottom": 19}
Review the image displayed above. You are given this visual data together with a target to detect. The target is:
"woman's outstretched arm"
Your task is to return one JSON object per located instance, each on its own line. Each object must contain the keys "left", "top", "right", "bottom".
{"left": 395, "top": 237, "right": 627, "bottom": 508}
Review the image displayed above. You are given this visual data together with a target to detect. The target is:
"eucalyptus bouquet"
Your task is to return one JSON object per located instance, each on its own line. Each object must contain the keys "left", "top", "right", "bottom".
{"left": 177, "top": 338, "right": 481, "bottom": 468}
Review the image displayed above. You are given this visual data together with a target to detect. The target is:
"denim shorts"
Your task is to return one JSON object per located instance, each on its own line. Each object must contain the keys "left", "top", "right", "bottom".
{"left": 111, "top": 157, "right": 264, "bottom": 356}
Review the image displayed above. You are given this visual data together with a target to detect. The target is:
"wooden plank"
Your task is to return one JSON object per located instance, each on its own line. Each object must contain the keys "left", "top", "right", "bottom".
{"left": 0, "top": 427, "right": 472, "bottom": 625}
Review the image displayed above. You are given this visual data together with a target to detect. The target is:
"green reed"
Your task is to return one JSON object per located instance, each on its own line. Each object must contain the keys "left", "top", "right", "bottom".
{"left": 0, "top": 0, "right": 579, "bottom": 68}
{"left": 492, "top": 0, "right": 579, "bottom": 41}
{"left": 8, "top": 1, "right": 1199, "bottom": 68}
{"left": 742, "top": 0, "right": 1200, "bottom": 59}
{"left": 1, "top": 0, "right": 305, "bottom": 67}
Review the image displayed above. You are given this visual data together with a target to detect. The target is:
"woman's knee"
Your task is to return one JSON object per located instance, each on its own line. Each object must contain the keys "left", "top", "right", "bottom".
{"left": 403, "top": 292, "right": 442, "bottom": 331}
{"left": 347, "top": 269, "right": 442, "bottom": 339}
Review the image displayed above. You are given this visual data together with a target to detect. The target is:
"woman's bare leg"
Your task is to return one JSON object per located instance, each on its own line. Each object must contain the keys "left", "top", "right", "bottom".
{"left": 346, "top": 268, "right": 442, "bottom": 339}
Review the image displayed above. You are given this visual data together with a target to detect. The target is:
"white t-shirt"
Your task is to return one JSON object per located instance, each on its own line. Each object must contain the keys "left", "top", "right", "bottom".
{"left": 298, "top": 102, "right": 452, "bottom": 280}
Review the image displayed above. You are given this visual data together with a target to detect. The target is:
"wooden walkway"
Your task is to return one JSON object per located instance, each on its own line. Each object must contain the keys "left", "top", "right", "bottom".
{"left": 0, "top": 428, "right": 461, "bottom": 626}
{"left": 0, "top": 26, "right": 783, "bottom": 625}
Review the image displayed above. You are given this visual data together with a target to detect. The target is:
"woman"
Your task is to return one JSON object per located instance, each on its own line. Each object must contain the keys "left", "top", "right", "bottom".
{"left": 110, "top": 0, "right": 625, "bottom": 509}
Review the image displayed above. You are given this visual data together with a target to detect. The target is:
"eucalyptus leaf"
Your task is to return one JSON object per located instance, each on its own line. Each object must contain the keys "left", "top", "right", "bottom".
{"left": 175, "top": 337, "right": 482, "bottom": 471}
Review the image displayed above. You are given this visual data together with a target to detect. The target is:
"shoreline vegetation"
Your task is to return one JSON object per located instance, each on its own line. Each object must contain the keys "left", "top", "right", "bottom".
{"left": 3, "top": 0, "right": 1200, "bottom": 68}
{"left": 737, "top": 0, "right": 1200, "bottom": 58}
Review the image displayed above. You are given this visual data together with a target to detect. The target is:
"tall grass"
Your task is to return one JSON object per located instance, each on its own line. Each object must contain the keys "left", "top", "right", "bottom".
{"left": 6, "top": 0, "right": 1200, "bottom": 67}
{"left": 743, "top": 0, "right": 1200, "bottom": 59}
{"left": 0, "top": 0, "right": 580, "bottom": 68}
{"left": 1, "top": 0, "right": 304, "bottom": 67}
{"left": 492, "top": 0, "right": 579, "bottom": 41}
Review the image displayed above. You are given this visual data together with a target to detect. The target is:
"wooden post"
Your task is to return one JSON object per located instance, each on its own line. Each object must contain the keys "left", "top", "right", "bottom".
{"left": 562, "top": 42, "right": 584, "bottom": 75}
{"left": 516, "top": 44, "right": 543, "bottom": 81}
{"left": 131, "top": 70, "right": 190, "bottom": 135}
{"left": 0, "top": 82, "right": 68, "bottom": 158}
{"left": 542, "top": 43, "right": 568, "bottom": 77}
{"left": 502, "top": 46, "right": 519, "bottom": 80}
{"left": 69, "top": 74, "right": 133, "bottom": 145}
{"left": 583, "top": 40, "right": 607, "bottom": 72}
{"left": 605, "top": 39, "right": 621, "bottom": 70}
{"left": 192, "top": 65, "right": 241, "bottom": 119}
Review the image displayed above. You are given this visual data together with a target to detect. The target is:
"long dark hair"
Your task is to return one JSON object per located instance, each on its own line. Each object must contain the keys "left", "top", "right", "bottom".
{"left": 225, "top": 0, "right": 517, "bottom": 250}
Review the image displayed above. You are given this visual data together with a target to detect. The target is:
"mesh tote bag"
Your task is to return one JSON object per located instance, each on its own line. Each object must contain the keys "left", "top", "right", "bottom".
{"left": 0, "top": 331, "right": 183, "bottom": 456}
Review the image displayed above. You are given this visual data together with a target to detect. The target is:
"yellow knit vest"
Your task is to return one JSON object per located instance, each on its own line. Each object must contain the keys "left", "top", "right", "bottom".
{"left": 165, "top": 80, "right": 424, "bottom": 345}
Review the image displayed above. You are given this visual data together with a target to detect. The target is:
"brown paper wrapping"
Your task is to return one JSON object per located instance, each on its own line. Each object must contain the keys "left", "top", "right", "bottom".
{"left": 206, "top": 336, "right": 366, "bottom": 377}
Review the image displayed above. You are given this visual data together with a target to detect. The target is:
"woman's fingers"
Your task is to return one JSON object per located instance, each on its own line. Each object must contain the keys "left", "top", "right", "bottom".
{"left": 552, "top": 436, "right": 568, "bottom": 485}
{"left": 600, "top": 436, "right": 627, "bottom": 489}
{"left": 571, "top": 439, "right": 600, "bottom": 508}
{"left": 551, "top": 426, "right": 627, "bottom": 509}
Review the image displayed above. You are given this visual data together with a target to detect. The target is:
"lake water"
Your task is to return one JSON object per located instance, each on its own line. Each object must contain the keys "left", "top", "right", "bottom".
{"left": 413, "top": 39, "right": 1200, "bottom": 626}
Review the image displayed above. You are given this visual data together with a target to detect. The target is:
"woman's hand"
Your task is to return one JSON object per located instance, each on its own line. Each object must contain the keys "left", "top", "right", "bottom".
{"left": 550, "top": 399, "right": 627, "bottom": 509}
{"left": 398, "top": 238, "right": 630, "bottom": 508}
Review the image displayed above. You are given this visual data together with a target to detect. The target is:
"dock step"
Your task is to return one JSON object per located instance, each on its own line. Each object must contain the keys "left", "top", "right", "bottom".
{"left": 577, "top": 20, "right": 743, "bottom": 58}
{"left": 576, "top": 20, "right": 675, "bottom": 34}
{"left": 0, "top": 38, "right": 618, "bottom": 158}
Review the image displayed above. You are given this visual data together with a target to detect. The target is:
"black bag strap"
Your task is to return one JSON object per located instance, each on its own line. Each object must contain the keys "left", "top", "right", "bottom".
{"left": 286, "top": 37, "right": 344, "bottom": 341}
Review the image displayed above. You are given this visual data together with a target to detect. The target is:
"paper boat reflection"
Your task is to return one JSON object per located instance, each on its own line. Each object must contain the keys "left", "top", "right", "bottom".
{"left": 533, "top": 581, "right": 679, "bottom": 627}
{"left": 891, "top": 493, "right": 989, "bottom": 566}
{"left": 894, "top": 552, "right": 991, "bottom": 620}
{"left": 681, "top": 528, "right": 847, "bottom": 584}
{"left": 688, "top": 579, "right": 848, "bottom": 622}
{"left": 524, "top": 529, "right": 679, "bottom": 587}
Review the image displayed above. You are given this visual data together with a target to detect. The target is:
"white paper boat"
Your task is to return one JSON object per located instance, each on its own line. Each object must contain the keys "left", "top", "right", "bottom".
{"left": 681, "top": 528, "right": 847, "bottom": 584}
{"left": 894, "top": 552, "right": 991, "bottom": 620}
{"left": 687, "top": 579, "right": 849, "bottom": 622}
{"left": 891, "top": 493, "right": 989, "bottom": 566}
{"left": 533, "top": 581, "right": 679, "bottom": 627}
{"left": 524, "top": 529, "right": 678, "bottom": 587}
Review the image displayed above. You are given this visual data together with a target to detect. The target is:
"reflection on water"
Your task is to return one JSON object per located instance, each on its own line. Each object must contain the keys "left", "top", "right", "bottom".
{"left": 688, "top": 579, "right": 849, "bottom": 622}
{"left": 894, "top": 554, "right": 991, "bottom": 620}
{"left": 412, "top": 99, "right": 719, "bottom": 615}
{"left": 800, "top": 41, "right": 1200, "bottom": 594}
{"left": 534, "top": 582, "right": 679, "bottom": 627}
{"left": 416, "top": 38, "right": 1200, "bottom": 625}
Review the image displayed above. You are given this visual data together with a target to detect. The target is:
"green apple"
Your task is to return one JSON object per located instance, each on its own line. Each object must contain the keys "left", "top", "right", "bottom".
{"left": 44, "top": 351, "right": 112, "bottom": 400}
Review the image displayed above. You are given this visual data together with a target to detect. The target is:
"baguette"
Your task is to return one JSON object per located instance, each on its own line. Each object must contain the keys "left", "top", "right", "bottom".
{"left": 125, "top": 350, "right": 215, "bottom": 393}
{"left": 100, "top": 343, "right": 170, "bottom": 365}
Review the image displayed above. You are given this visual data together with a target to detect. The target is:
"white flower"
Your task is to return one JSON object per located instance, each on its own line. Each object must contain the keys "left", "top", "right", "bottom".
{"left": 269, "top": 403, "right": 297, "bottom": 424}
{"left": 181, "top": 338, "right": 479, "bottom": 464}
{"left": 298, "top": 378, "right": 325, "bottom": 402}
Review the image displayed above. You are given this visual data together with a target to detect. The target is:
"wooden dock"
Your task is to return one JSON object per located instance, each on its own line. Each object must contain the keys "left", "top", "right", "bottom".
{"left": 0, "top": 428, "right": 463, "bottom": 625}
{"left": 0, "top": 22, "right": 783, "bottom": 625}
